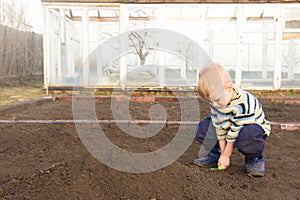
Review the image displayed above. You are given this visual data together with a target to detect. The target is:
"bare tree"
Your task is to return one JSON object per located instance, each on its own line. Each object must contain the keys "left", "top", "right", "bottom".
{"left": 0, "top": 0, "right": 30, "bottom": 31}
{"left": 128, "top": 32, "right": 153, "bottom": 65}
{"left": 0, "top": 0, "right": 37, "bottom": 80}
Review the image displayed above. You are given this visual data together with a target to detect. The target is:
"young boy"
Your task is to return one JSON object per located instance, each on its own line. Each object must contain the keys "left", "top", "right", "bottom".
{"left": 194, "top": 63, "right": 271, "bottom": 177}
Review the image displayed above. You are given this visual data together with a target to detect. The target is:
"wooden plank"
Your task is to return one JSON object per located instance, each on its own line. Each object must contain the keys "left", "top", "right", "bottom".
{"left": 271, "top": 122, "right": 300, "bottom": 131}
{"left": 0, "top": 119, "right": 197, "bottom": 125}
{"left": 283, "top": 33, "right": 300, "bottom": 40}
{"left": 1, "top": 119, "right": 300, "bottom": 131}
{"left": 72, "top": 16, "right": 119, "bottom": 22}
{"left": 41, "top": 0, "right": 299, "bottom": 3}
{"left": 71, "top": 16, "right": 156, "bottom": 22}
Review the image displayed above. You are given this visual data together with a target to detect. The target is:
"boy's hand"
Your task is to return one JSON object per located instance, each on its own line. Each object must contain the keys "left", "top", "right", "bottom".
{"left": 218, "top": 154, "right": 230, "bottom": 170}
{"left": 218, "top": 141, "right": 234, "bottom": 170}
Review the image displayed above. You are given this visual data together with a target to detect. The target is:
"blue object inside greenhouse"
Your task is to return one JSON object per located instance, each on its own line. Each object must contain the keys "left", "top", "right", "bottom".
{"left": 66, "top": 77, "right": 79, "bottom": 85}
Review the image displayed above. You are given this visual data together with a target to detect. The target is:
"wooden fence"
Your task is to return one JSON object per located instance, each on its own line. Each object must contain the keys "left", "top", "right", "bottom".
{"left": 0, "top": 25, "right": 43, "bottom": 82}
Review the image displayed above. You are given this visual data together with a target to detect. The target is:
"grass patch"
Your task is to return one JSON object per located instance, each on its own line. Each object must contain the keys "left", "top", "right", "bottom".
{"left": 0, "top": 86, "right": 45, "bottom": 108}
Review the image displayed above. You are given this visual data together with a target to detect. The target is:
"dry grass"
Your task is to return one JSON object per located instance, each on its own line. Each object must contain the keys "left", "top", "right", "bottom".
{"left": 0, "top": 86, "right": 45, "bottom": 108}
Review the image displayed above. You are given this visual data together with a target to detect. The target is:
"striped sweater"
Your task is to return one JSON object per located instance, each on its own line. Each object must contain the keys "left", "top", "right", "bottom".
{"left": 210, "top": 87, "right": 271, "bottom": 142}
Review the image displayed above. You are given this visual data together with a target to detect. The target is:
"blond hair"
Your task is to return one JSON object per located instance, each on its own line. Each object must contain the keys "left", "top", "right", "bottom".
{"left": 196, "top": 63, "right": 232, "bottom": 99}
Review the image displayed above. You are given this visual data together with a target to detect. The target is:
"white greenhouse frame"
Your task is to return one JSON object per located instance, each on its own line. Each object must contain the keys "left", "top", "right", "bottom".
{"left": 42, "top": 2, "right": 300, "bottom": 91}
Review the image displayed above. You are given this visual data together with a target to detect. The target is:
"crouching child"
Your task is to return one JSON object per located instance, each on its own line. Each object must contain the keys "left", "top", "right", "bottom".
{"left": 194, "top": 63, "right": 271, "bottom": 177}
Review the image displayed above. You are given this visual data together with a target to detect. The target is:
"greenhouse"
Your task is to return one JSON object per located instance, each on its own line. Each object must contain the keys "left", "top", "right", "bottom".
{"left": 41, "top": 0, "right": 300, "bottom": 90}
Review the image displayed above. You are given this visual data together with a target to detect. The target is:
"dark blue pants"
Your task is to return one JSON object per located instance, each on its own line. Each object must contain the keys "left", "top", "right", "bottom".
{"left": 196, "top": 117, "right": 267, "bottom": 159}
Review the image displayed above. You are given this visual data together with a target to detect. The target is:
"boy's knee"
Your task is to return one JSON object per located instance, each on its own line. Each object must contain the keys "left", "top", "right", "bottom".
{"left": 235, "top": 124, "right": 266, "bottom": 158}
{"left": 196, "top": 117, "right": 212, "bottom": 143}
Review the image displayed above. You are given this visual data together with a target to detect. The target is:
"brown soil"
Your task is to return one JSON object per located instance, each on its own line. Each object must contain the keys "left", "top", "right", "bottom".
{"left": 0, "top": 98, "right": 300, "bottom": 200}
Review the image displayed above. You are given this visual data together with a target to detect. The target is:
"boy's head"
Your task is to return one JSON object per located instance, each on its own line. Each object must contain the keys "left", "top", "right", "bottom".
{"left": 196, "top": 63, "right": 234, "bottom": 108}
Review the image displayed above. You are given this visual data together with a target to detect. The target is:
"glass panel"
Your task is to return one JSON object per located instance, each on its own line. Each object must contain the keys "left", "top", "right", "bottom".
{"left": 282, "top": 7, "right": 300, "bottom": 88}
{"left": 71, "top": 9, "right": 82, "bottom": 17}
{"left": 99, "top": 8, "right": 119, "bottom": 18}
{"left": 48, "top": 9, "right": 60, "bottom": 85}
{"left": 285, "top": 7, "right": 300, "bottom": 21}
{"left": 240, "top": 30, "right": 275, "bottom": 88}
{"left": 206, "top": 7, "right": 236, "bottom": 18}
{"left": 281, "top": 38, "right": 300, "bottom": 88}
{"left": 128, "top": 7, "right": 156, "bottom": 18}
{"left": 206, "top": 22, "right": 237, "bottom": 75}
{"left": 88, "top": 9, "right": 98, "bottom": 17}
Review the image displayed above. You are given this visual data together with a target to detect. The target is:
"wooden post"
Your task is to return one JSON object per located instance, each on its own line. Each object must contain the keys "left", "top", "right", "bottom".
{"left": 288, "top": 39, "right": 295, "bottom": 80}
{"left": 119, "top": 4, "right": 128, "bottom": 89}
{"left": 54, "top": 9, "right": 64, "bottom": 84}
{"left": 60, "top": 9, "right": 66, "bottom": 44}
{"left": 49, "top": 10, "right": 57, "bottom": 84}
{"left": 262, "top": 22, "right": 268, "bottom": 80}
{"left": 274, "top": 6, "right": 283, "bottom": 90}
{"left": 196, "top": 5, "right": 205, "bottom": 83}
{"left": 60, "top": 9, "right": 68, "bottom": 83}
{"left": 158, "top": 5, "right": 165, "bottom": 87}
{"left": 66, "top": 19, "right": 75, "bottom": 78}
{"left": 82, "top": 8, "right": 90, "bottom": 86}
{"left": 96, "top": 22, "right": 103, "bottom": 85}
{"left": 43, "top": 5, "right": 51, "bottom": 92}
{"left": 235, "top": 5, "right": 243, "bottom": 88}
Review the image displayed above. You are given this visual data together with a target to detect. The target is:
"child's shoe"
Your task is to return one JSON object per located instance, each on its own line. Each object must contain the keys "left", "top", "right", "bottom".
{"left": 245, "top": 155, "right": 265, "bottom": 177}
{"left": 194, "top": 152, "right": 220, "bottom": 168}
